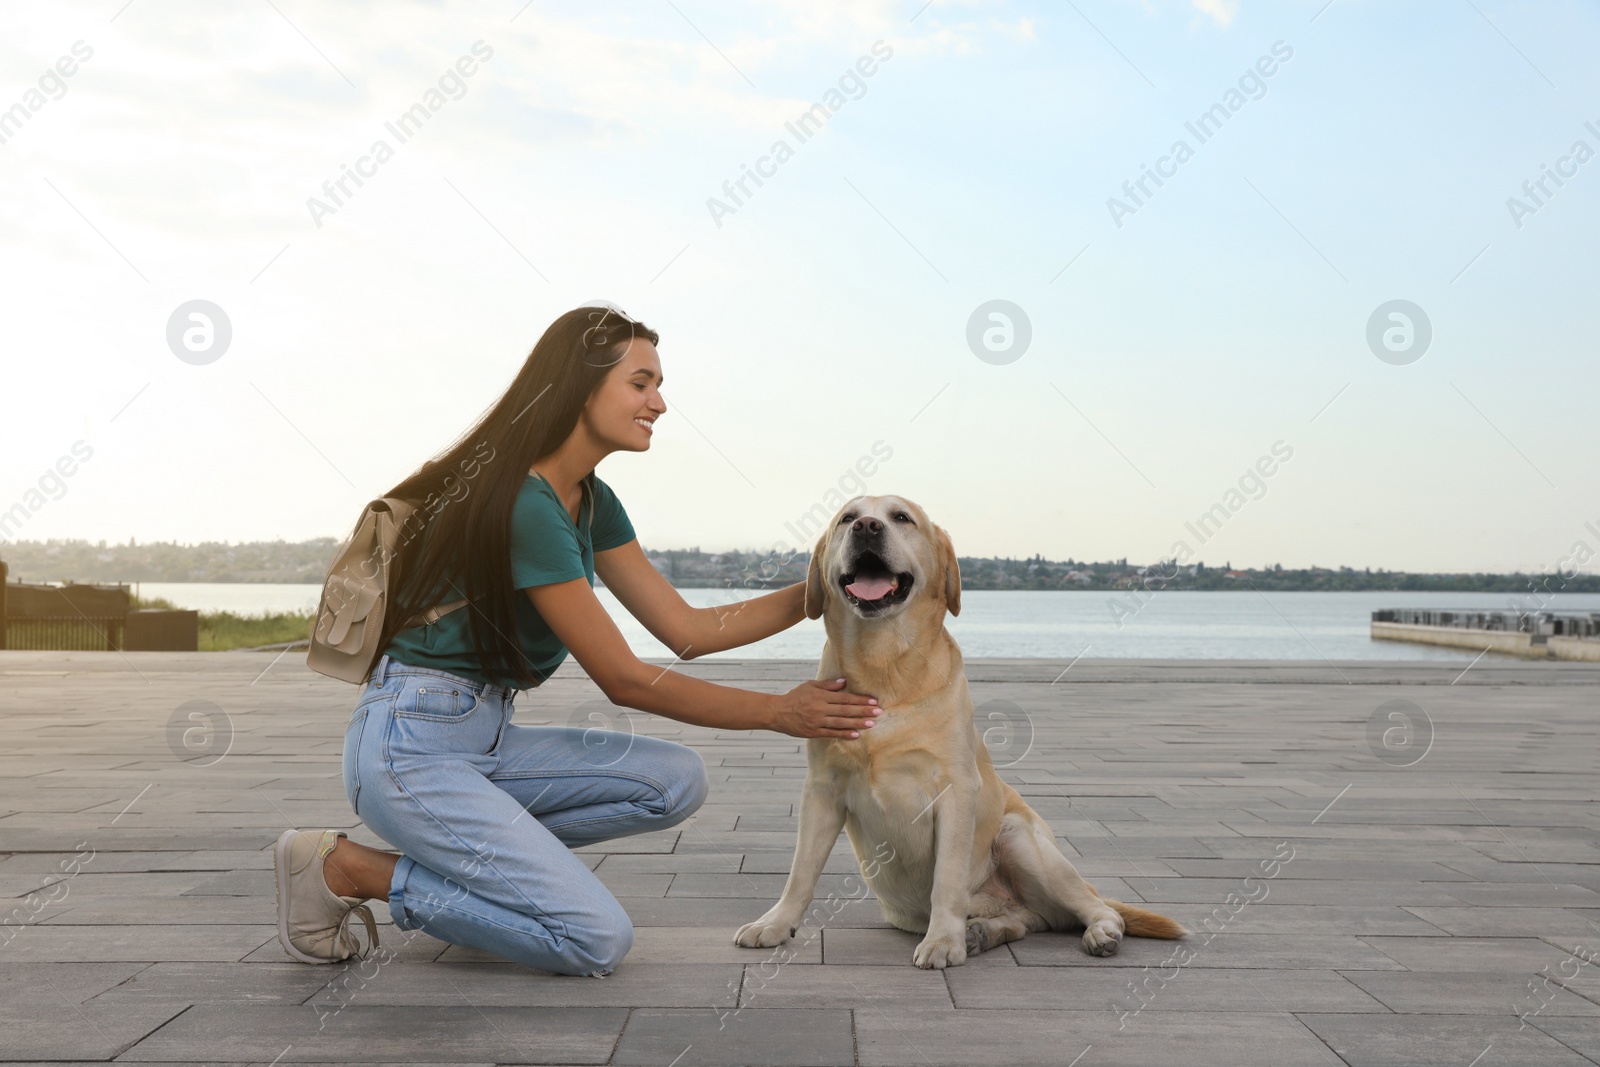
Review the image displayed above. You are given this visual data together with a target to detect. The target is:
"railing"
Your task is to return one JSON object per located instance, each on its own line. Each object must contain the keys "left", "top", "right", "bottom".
{"left": 3, "top": 615, "right": 127, "bottom": 651}
{"left": 1372, "top": 609, "right": 1600, "bottom": 639}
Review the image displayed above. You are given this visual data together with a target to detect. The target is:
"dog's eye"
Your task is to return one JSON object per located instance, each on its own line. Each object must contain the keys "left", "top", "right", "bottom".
{"left": 893, "top": 512, "right": 913, "bottom": 523}
{"left": 838, "top": 513, "right": 855, "bottom": 525}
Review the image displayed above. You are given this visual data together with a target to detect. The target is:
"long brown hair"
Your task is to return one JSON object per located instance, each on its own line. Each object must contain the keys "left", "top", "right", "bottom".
{"left": 364, "top": 305, "right": 659, "bottom": 687}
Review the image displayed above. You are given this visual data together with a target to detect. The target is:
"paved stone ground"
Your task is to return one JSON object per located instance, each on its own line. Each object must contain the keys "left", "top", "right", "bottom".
{"left": 2, "top": 650, "right": 1598, "bottom": 1066}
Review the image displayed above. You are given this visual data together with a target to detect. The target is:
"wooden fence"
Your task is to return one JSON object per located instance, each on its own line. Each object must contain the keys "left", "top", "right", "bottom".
{"left": 3, "top": 615, "right": 127, "bottom": 651}
{"left": 0, "top": 566, "right": 199, "bottom": 651}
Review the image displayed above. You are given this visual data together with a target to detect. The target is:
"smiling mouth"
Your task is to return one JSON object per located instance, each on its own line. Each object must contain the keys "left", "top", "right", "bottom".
{"left": 838, "top": 551, "right": 914, "bottom": 613}
{"left": 633, "top": 417, "right": 655, "bottom": 432}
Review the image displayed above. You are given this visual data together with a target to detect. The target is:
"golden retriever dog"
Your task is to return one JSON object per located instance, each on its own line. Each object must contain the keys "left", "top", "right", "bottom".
{"left": 734, "top": 495, "right": 1186, "bottom": 968}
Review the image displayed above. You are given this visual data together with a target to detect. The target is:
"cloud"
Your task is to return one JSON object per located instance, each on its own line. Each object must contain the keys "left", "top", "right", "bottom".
{"left": 1191, "top": 0, "right": 1239, "bottom": 26}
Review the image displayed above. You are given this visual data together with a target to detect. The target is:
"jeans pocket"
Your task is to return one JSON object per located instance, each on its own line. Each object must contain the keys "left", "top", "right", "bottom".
{"left": 343, "top": 707, "right": 369, "bottom": 816}
{"left": 393, "top": 685, "right": 480, "bottom": 722}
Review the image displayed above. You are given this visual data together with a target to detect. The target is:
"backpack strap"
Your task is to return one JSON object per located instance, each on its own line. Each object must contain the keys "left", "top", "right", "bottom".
{"left": 403, "top": 598, "right": 469, "bottom": 629}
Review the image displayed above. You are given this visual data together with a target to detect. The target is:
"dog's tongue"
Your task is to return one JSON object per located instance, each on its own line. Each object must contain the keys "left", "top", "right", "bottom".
{"left": 846, "top": 576, "right": 895, "bottom": 601}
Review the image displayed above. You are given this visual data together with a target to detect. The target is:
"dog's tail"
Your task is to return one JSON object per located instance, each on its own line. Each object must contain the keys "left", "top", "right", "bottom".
{"left": 1083, "top": 880, "right": 1187, "bottom": 939}
{"left": 1106, "top": 899, "right": 1188, "bottom": 940}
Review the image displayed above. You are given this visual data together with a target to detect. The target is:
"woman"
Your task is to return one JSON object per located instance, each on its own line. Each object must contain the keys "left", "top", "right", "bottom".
{"left": 273, "top": 304, "right": 881, "bottom": 978}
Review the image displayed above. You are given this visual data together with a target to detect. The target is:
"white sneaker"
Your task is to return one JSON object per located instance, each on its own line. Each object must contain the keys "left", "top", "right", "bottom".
{"left": 273, "top": 829, "right": 380, "bottom": 964}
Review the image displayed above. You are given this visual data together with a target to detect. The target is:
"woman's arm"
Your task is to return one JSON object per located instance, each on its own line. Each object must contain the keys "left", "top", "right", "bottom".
{"left": 593, "top": 539, "right": 804, "bottom": 659}
{"left": 691, "top": 583, "right": 804, "bottom": 658}
{"left": 525, "top": 578, "right": 878, "bottom": 739}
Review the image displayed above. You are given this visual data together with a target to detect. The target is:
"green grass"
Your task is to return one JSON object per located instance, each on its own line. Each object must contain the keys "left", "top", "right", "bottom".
{"left": 133, "top": 595, "right": 315, "bottom": 652}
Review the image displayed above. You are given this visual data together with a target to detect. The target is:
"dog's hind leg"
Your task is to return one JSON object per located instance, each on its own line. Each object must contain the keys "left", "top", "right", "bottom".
{"left": 993, "top": 811, "right": 1126, "bottom": 957}
{"left": 963, "top": 890, "right": 1045, "bottom": 956}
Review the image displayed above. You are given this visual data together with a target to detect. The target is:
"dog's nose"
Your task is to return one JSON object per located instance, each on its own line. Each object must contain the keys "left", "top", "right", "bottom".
{"left": 852, "top": 516, "right": 883, "bottom": 536}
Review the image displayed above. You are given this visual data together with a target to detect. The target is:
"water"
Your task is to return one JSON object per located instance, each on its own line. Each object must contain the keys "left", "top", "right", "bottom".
{"left": 135, "top": 582, "right": 324, "bottom": 616}
{"left": 132, "top": 583, "right": 1600, "bottom": 661}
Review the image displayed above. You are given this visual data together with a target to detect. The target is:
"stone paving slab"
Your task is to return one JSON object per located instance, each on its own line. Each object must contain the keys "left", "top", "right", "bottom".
{"left": 733, "top": 962, "right": 955, "bottom": 1011}
{"left": 1122, "top": 877, "right": 1472, "bottom": 906}
{"left": 1342, "top": 970, "right": 1600, "bottom": 1016}
{"left": 613, "top": 1007, "right": 855, "bottom": 1066}
{"left": 945, "top": 965, "right": 1391, "bottom": 1013}
{"left": 613, "top": 894, "right": 896, "bottom": 930}
{"left": 1009, "top": 931, "right": 1411, "bottom": 970}
{"left": 1, "top": 924, "right": 276, "bottom": 962}
{"left": 1533, "top": 1019, "right": 1600, "bottom": 1064}
{"left": 1358, "top": 935, "right": 1584, "bottom": 973}
{"left": 117, "top": 1005, "right": 628, "bottom": 1063}
{"left": 1435, "top": 859, "right": 1600, "bottom": 890}
{"left": 1301, "top": 1014, "right": 1594, "bottom": 1066}
{"left": 82, "top": 961, "right": 346, "bottom": 1006}
{"left": 0, "top": 1002, "right": 190, "bottom": 1062}
{"left": 311, "top": 962, "right": 744, "bottom": 1009}
{"left": 439, "top": 926, "right": 828, "bottom": 967}
{"left": 1400, "top": 906, "right": 1600, "bottom": 939}
{"left": 851, "top": 1007, "right": 1340, "bottom": 1066}
{"left": 0, "top": 960, "right": 147, "bottom": 1002}
{"left": 2, "top": 651, "right": 1599, "bottom": 1065}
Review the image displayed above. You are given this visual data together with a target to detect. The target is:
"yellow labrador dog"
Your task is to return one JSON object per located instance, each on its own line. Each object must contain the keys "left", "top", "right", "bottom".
{"left": 734, "top": 495, "right": 1186, "bottom": 968}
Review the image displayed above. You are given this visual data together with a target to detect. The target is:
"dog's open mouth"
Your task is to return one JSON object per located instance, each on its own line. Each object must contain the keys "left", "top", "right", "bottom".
{"left": 839, "top": 551, "right": 914, "bottom": 613}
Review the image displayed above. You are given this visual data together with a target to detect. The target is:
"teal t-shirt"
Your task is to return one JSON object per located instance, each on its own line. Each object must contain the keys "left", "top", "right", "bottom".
{"left": 382, "top": 471, "right": 636, "bottom": 688}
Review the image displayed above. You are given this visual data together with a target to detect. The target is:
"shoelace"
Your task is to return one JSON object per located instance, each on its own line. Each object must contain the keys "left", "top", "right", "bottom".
{"left": 337, "top": 902, "right": 381, "bottom": 959}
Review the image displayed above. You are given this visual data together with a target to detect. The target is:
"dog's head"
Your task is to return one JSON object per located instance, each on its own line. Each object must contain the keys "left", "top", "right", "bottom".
{"left": 803, "top": 495, "right": 960, "bottom": 623}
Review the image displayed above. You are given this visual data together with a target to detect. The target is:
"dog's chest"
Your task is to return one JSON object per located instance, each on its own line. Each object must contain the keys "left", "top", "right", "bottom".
{"left": 820, "top": 707, "right": 982, "bottom": 926}
{"left": 828, "top": 720, "right": 950, "bottom": 862}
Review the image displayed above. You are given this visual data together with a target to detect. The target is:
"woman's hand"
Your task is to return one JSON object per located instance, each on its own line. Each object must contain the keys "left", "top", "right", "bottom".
{"left": 526, "top": 578, "right": 883, "bottom": 736}
{"left": 771, "top": 678, "right": 882, "bottom": 739}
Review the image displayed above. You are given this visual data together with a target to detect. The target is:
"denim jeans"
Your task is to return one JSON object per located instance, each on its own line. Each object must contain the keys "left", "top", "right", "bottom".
{"left": 342, "top": 654, "right": 709, "bottom": 977}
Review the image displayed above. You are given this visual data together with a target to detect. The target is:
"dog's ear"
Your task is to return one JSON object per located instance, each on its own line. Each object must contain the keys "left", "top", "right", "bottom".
{"left": 804, "top": 528, "right": 830, "bottom": 620}
{"left": 936, "top": 524, "right": 961, "bottom": 617}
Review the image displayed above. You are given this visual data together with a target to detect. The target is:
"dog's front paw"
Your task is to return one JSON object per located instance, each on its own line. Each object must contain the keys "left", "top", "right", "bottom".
{"left": 734, "top": 916, "right": 798, "bottom": 949}
{"left": 912, "top": 932, "right": 967, "bottom": 969}
{"left": 1083, "top": 919, "right": 1123, "bottom": 957}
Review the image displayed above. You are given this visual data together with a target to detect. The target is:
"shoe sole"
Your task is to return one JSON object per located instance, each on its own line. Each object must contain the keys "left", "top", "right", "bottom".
{"left": 274, "top": 828, "right": 339, "bottom": 965}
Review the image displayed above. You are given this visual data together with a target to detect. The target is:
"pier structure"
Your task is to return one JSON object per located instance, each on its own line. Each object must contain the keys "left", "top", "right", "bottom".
{"left": 1372, "top": 608, "right": 1600, "bottom": 661}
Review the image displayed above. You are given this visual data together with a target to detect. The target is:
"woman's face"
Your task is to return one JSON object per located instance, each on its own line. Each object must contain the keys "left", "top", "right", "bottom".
{"left": 581, "top": 338, "right": 666, "bottom": 453}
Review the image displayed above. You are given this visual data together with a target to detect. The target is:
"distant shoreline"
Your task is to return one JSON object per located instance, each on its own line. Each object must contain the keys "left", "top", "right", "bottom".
{"left": 98, "top": 578, "right": 1600, "bottom": 597}
{"left": 3, "top": 537, "right": 1595, "bottom": 596}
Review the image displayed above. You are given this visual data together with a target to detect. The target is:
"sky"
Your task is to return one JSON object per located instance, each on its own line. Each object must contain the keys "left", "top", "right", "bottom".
{"left": 1, "top": 0, "right": 1596, "bottom": 574}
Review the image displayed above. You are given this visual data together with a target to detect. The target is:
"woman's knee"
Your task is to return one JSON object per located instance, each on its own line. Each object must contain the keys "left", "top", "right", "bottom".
{"left": 657, "top": 744, "right": 709, "bottom": 826}
{"left": 566, "top": 905, "right": 634, "bottom": 975}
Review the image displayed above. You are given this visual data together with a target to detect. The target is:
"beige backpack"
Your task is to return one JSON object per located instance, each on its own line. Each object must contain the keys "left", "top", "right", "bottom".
{"left": 306, "top": 498, "right": 467, "bottom": 684}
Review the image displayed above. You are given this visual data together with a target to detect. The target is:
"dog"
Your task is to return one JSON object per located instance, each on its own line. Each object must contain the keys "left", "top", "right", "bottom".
{"left": 733, "top": 495, "right": 1186, "bottom": 968}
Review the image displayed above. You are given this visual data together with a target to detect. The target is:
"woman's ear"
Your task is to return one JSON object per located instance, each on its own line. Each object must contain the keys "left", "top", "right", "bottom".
{"left": 937, "top": 525, "right": 961, "bottom": 617}
{"left": 804, "top": 530, "right": 830, "bottom": 620}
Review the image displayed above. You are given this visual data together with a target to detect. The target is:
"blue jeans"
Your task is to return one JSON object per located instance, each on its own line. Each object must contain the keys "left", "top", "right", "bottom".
{"left": 342, "top": 654, "right": 709, "bottom": 977}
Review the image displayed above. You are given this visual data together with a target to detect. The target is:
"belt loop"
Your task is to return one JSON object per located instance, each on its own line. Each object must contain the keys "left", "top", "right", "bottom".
{"left": 373, "top": 654, "right": 389, "bottom": 687}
